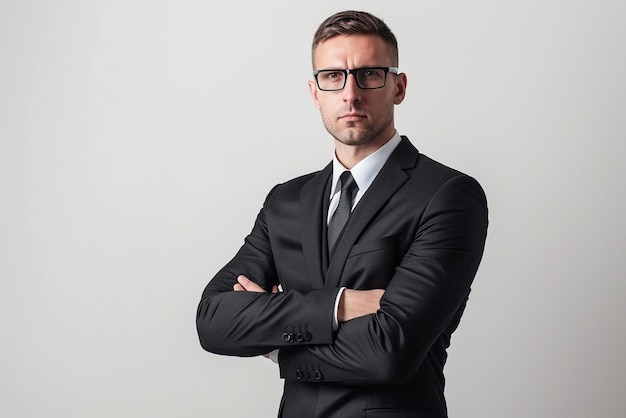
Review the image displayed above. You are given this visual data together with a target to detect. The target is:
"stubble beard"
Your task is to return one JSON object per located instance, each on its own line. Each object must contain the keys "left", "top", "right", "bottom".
{"left": 322, "top": 105, "right": 395, "bottom": 147}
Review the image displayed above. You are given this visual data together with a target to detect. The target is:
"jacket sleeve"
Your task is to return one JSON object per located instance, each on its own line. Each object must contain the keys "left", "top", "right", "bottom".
{"left": 196, "top": 186, "right": 340, "bottom": 357}
{"left": 277, "top": 175, "right": 489, "bottom": 384}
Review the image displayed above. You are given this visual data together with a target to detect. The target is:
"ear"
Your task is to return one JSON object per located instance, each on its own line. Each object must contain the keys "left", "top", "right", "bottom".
{"left": 308, "top": 80, "right": 321, "bottom": 109}
{"left": 393, "top": 72, "right": 407, "bottom": 105}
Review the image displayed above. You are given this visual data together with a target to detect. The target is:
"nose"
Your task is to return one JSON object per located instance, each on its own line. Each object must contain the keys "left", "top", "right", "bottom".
{"left": 341, "top": 73, "right": 361, "bottom": 104}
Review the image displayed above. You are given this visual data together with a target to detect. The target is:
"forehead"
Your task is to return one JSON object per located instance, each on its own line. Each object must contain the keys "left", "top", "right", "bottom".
{"left": 313, "top": 34, "right": 392, "bottom": 69}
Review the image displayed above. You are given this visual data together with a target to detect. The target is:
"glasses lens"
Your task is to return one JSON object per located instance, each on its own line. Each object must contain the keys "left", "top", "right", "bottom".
{"left": 317, "top": 70, "right": 346, "bottom": 91}
{"left": 356, "top": 68, "right": 386, "bottom": 89}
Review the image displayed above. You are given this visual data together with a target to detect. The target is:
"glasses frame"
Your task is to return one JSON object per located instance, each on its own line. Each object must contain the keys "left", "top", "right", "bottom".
{"left": 312, "top": 66, "right": 399, "bottom": 91}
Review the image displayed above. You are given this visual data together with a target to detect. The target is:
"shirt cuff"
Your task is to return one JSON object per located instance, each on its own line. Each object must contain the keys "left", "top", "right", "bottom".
{"left": 333, "top": 287, "right": 346, "bottom": 331}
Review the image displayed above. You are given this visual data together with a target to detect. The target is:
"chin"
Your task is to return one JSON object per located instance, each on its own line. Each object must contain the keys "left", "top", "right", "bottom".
{"left": 333, "top": 127, "right": 371, "bottom": 146}
{"left": 336, "top": 136, "right": 374, "bottom": 147}
{"left": 344, "top": 129, "right": 380, "bottom": 146}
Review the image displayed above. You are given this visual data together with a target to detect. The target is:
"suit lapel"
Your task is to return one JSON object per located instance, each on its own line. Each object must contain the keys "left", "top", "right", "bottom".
{"left": 325, "top": 137, "right": 419, "bottom": 289}
{"left": 299, "top": 162, "right": 332, "bottom": 288}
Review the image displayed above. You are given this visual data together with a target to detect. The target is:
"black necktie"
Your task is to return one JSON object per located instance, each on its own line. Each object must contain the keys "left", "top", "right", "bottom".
{"left": 328, "top": 171, "right": 358, "bottom": 252}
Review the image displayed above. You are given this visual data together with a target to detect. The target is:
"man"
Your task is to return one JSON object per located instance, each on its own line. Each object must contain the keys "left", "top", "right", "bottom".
{"left": 197, "top": 10, "right": 488, "bottom": 418}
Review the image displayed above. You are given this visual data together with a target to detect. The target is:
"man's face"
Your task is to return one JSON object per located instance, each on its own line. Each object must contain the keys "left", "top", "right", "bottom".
{"left": 309, "top": 34, "right": 407, "bottom": 149}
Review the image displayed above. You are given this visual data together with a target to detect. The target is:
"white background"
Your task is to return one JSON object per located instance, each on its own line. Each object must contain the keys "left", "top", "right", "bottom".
{"left": 1, "top": 1, "right": 625, "bottom": 417}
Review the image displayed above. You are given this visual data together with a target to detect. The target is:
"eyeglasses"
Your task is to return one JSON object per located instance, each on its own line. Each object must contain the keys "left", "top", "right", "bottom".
{"left": 313, "top": 67, "right": 399, "bottom": 91}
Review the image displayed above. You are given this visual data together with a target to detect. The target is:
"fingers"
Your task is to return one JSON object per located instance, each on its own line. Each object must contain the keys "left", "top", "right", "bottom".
{"left": 233, "top": 275, "right": 269, "bottom": 293}
{"left": 232, "top": 275, "right": 282, "bottom": 293}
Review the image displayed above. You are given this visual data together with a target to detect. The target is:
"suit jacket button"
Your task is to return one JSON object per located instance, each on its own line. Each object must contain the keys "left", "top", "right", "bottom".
{"left": 282, "top": 332, "right": 292, "bottom": 342}
{"left": 303, "top": 332, "right": 312, "bottom": 341}
{"left": 314, "top": 371, "right": 323, "bottom": 380}
{"left": 295, "top": 333, "right": 304, "bottom": 342}
{"left": 295, "top": 370, "right": 303, "bottom": 380}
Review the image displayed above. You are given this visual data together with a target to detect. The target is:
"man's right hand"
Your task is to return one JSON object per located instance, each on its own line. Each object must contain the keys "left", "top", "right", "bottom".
{"left": 337, "top": 289, "right": 385, "bottom": 323}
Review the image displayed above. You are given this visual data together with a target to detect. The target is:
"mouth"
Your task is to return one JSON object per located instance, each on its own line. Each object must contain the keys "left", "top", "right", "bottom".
{"left": 339, "top": 113, "right": 366, "bottom": 122}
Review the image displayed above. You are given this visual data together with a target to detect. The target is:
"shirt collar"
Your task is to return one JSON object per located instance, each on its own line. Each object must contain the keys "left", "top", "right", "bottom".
{"left": 330, "top": 131, "right": 402, "bottom": 200}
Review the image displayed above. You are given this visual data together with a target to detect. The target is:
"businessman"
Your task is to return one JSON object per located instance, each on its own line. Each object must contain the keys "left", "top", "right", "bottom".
{"left": 197, "top": 10, "right": 488, "bottom": 418}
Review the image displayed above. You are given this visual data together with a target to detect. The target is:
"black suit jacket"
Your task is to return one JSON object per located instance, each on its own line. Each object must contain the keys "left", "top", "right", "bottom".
{"left": 197, "top": 137, "right": 488, "bottom": 418}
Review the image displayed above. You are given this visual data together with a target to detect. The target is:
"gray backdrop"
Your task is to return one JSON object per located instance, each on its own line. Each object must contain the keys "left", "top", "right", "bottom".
{"left": 1, "top": 0, "right": 625, "bottom": 417}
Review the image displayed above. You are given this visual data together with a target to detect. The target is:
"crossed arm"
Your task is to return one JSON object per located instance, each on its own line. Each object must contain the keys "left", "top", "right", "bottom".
{"left": 197, "top": 175, "right": 488, "bottom": 384}
{"left": 233, "top": 275, "right": 384, "bottom": 323}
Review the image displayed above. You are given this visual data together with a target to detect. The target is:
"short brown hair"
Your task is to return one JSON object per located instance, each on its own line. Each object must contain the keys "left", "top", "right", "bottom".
{"left": 312, "top": 10, "right": 399, "bottom": 67}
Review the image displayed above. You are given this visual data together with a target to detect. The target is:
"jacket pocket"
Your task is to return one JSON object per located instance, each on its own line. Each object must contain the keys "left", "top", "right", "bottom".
{"left": 347, "top": 234, "right": 400, "bottom": 258}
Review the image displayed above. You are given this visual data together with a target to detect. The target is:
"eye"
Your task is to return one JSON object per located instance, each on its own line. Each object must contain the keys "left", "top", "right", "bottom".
{"left": 362, "top": 69, "right": 383, "bottom": 79}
